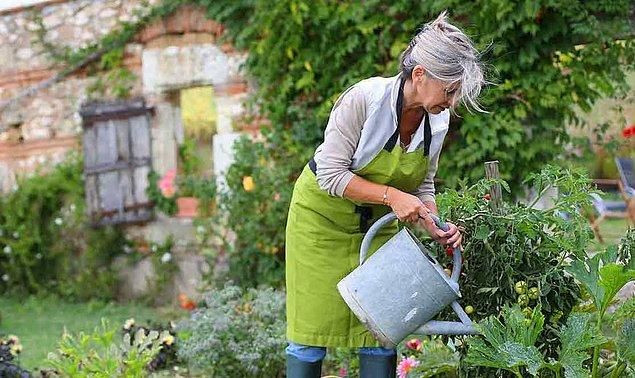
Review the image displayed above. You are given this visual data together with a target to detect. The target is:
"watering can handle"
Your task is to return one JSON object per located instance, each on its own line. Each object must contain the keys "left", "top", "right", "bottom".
{"left": 359, "top": 212, "right": 463, "bottom": 283}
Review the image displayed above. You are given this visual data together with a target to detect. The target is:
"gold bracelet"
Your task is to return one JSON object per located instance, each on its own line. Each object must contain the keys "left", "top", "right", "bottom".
{"left": 382, "top": 186, "right": 390, "bottom": 205}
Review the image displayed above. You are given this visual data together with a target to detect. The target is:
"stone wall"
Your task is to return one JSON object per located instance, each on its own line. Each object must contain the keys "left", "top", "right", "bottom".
{"left": 0, "top": 0, "right": 251, "bottom": 301}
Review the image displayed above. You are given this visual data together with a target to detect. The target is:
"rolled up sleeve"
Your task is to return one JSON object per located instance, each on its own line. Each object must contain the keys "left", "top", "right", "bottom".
{"left": 411, "top": 143, "right": 442, "bottom": 204}
{"left": 314, "top": 86, "right": 366, "bottom": 197}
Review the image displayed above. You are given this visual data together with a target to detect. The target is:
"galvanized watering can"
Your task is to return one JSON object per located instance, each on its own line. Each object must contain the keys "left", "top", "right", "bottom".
{"left": 337, "top": 212, "right": 479, "bottom": 348}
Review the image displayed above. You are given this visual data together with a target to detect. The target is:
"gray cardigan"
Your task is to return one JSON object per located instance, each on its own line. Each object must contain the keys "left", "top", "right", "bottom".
{"left": 313, "top": 74, "right": 449, "bottom": 204}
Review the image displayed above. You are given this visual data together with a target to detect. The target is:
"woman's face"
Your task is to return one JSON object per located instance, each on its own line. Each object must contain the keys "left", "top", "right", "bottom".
{"left": 407, "top": 65, "right": 459, "bottom": 114}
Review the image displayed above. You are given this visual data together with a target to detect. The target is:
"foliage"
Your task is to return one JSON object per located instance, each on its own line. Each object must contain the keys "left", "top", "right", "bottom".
{"left": 466, "top": 306, "right": 606, "bottom": 378}
{"left": 146, "top": 171, "right": 177, "bottom": 216}
{"left": 28, "top": 0, "right": 633, "bottom": 291}
{"left": 119, "top": 236, "right": 178, "bottom": 306}
{"left": 176, "top": 284, "right": 286, "bottom": 377}
{"left": 121, "top": 319, "right": 179, "bottom": 372}
{"left": 216, "top": 137, "right": 289, "bottom": 287}
{"left": 85, "top": 48, "right": 137, "bottom": 99}
{"left": 428, "top": 165, "right": 590, "bottom": 358}
{"left": 465, "top": 305, "right": 546, "bottom": 377}
{"left": 0, "top": 155, "right": 126, "bottom": 301}
{"left": 464, "top": 228, "right": 635, "bottom": 378}
{"left": 46, "top": 319, "right": 169, "bottom": 378}
{"left": 186, "top": 0, "right": 633, "bottom": 289}
{"left": 565, "top": 231, "right": 635, "bottom": 377}
{"left": 146, "top": 138, "right": 216, "bottom": 215}
{"left": 396, "top": 337, "right": 461, "bottom": 377}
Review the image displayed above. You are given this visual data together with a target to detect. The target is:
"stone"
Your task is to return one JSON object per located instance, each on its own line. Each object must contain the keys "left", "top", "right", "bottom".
{"left": 16, "top": 48, "right": 33, "bottom": 60}
{"left": 142, "top": 44, "right": 232, "bottom": 93}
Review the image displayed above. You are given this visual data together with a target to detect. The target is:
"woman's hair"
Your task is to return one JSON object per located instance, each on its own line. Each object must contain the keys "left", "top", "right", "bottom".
{"left": 400, "top": 11, "right": 488, "bottom": 113}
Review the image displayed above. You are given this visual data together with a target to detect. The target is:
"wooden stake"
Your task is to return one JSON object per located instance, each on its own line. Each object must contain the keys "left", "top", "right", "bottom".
{"left": 484, "top": 161, "right": 502, "bottom": 212}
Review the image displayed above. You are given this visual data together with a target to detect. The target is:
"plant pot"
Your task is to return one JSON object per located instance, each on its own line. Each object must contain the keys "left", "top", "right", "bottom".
{"left": 176, "top": 197, "right": 199, "bottom": 218}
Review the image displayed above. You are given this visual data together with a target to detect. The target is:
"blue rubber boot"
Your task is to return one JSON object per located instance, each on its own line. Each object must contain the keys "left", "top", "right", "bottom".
{"left": 359, "top": 353, "right": 397, "bottom": 378}
{"left": 286, "top": 354, "right": 322, "bottom": 378}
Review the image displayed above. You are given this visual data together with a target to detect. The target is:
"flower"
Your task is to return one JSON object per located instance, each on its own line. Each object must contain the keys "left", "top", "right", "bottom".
{"left": 273, "top": 192, "right": 281, "bottom": 201}
{"left": 12, "top": 232, "right": 19, "bottom": 239}
{"left": 622, "top": 124, "right": 635, "bottom": 138}
{"left": 35, "top": 253, "right": 42, "bottom": 259}
{"left": 54, "top": 217, "right": 63, "bottom": 226}
{"left": 162, "top": 334, "right": 175, "bottom": 346}
{"left": 242, "top": 176, "right": 255, "bottom": 192}
{"left": 161, "top": 252, "right": 172, "bottom": 263}
{"left": 196, "top": 225, "right": 205, "bottom": 234}
{"left": 338, "top": 367, "right": 348, "bottom": 377}
{"left": 3, "top": 245, "right": 11, "bottom": 255}
{"left": 7, "top": 335, "right": 19, "bottom": 344}
{"left": 397, "top": 356, "right": 420, "bottom": 378}
{"left": 151, "top": 244, "right": 158, "bottom": 253}
{"left": 1, "top": 274, "right": 8, "bottom": 282}
{"left": 69, "top": 204, "right": 76, "bottom": 212}
{"left": 405, "top": 338, "right": 422, "bottom": 351}
{"left": 159, "top": 170, "right": 177, "bottom": 198}
{"left": 10, "top": 344, "right": 22, "bottom": 356}
{"left": 123, "top": 318, "right": 135, "bottom": 330}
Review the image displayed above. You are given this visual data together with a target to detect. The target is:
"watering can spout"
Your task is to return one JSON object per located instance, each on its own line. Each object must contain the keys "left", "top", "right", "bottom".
{"left": 414, "top": 300, "right": 481, "bottom": 336}
{"left": 415, "top": 321, "right": 479, "bottom": 336}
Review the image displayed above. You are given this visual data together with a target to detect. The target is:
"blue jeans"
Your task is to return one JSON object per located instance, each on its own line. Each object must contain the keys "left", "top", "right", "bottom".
{"left": 286, "top": 342, "right": 396, "bottom": 363}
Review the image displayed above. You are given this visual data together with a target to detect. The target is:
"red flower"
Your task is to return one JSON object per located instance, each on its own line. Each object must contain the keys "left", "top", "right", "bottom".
{"left": 405, "top": 338, "right": 422, "bottom": 351}
{"left": 484, "top": 193, "right": 491, "bottom": 200}
{"left": 622, "top": 125, "right": 635, "bottom": 138}
{"left": 445, "top": 246, "right": 454, "bottom": 257}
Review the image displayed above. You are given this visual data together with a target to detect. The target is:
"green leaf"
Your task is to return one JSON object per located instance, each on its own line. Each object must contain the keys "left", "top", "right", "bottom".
{"left": 465, "top": 305, "right": 546, "bottom": 376}
{"left": 598, "top": 263, "right": 635, "bottom": 314}
{"left": 616, "top": 319, "right": 635, "bottom": 366}
{"left": 559, "top": 313, "right": 607, "bottom": 378}
{"left": 474, "top": 224, "right": 491, "bottom": 240}
{"left": 566, "top": 249, "right": 635, "bottom": 316}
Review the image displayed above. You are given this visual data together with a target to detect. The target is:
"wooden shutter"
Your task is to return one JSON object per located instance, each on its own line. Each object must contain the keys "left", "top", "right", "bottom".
{"left": 80, "top": 98, "right": 154, "bottom": 226}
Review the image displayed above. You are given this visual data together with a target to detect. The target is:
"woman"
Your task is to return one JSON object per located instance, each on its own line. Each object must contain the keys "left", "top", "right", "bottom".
{"left": 285, "top": 11, "right": 486, "bottom": 378}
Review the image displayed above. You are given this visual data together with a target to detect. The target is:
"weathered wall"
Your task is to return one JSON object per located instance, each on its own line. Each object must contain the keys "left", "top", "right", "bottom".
{"left": 0, "top": 0, "right": 250, "bottom": 301}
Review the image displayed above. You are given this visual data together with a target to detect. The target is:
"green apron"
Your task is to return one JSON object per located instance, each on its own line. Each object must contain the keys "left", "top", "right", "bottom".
{"left": 285, "top": 114, "right": 432, "bottom": 348}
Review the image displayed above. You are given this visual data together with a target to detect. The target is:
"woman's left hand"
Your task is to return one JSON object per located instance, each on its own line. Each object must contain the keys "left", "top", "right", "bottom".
{"left": 418, "top": 216, "right": 463, "bottom": 249}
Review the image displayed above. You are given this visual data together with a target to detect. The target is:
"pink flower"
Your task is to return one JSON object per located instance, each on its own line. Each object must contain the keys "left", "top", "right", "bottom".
{"left": 338, "top": 367, "right": 347, "bottom": 377}
{"left": 397, "top": 356, "right": 420, "bottom": 378}
{"left": 405, "top": 338, "right": 422, "bottom": 352}
{"left": 159, "top": 170, "right": 177, "bottom": 198}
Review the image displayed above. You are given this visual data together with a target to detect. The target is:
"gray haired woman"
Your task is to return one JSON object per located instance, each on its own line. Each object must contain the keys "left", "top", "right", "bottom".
{"left": 285, "top": 11, "right": 486, "bottom": 378}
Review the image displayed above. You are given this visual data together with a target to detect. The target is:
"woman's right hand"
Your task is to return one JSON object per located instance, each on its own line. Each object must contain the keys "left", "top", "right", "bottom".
{"left": 386, "top": 187, "right": 429, "bottom": 223}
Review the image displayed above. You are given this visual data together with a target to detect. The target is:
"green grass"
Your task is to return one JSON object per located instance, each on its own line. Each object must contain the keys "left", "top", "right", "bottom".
{"left": 0, "top": 296, "right": 180, "bottom": 371}
{"left": 596, "top": 218, "right": 632, "bottom": 246}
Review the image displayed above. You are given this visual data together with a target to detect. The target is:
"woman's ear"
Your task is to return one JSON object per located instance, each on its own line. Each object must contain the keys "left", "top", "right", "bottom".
{"left": 411, "top": 65, "right": 426, "bottom": 83}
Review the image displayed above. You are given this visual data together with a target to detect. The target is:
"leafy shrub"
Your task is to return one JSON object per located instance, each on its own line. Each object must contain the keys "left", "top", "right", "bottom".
{"left": 430, "top": 165, "right": 592, "bottom": 358}
{"left": 121, "top": 318, "right": 179, "bottom": 372}
{"left": 0, "top": 154, "right": 126, "bottom": 301}
{"left": 176, "top": 284, "right": 286, "bottom": 377}
{"left": 46, "top": 319, "right": 169, "bottom": 378}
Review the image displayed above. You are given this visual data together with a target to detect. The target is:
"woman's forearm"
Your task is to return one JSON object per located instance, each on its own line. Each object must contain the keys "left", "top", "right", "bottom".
{"left": 342, "top": 175, "right": 394, "bottom": 205}
{"left": 423, "top": 200, "right": 437, "bottom": 214}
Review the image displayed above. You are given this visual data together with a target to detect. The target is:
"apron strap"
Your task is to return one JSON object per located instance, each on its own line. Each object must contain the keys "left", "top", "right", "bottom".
{"left": 423, "top": 112, "right": 432, "bottom": 157}
{"left": 383, "top": 77, "right": 406, "bottom": 152}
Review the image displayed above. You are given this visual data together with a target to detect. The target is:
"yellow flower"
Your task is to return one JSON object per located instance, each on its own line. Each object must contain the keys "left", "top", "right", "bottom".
{"left": 162, "top": 334, "right": 175, "bottom": 346}
{"left": 242, "top": 176, "right": 255, "bottom": 192}
{"left": 10, "top": 344, "right": 22, "bottom": 355}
